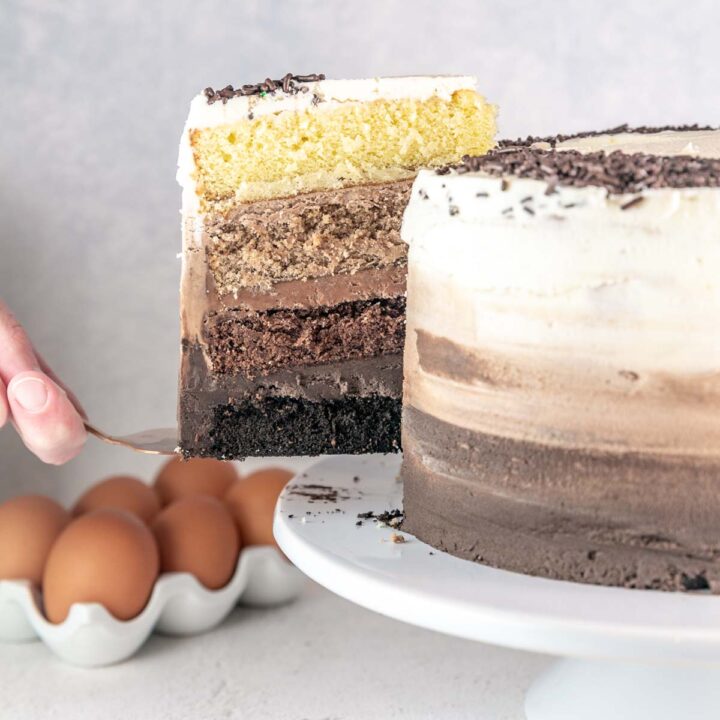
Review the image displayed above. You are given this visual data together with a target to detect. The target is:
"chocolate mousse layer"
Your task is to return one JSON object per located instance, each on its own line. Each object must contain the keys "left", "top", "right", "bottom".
{"left": 402, "top": 405, "right": 720, "bottom": 592}
{"left": 206, "top": 181, "right": 412, "bottom": 292}
{"left": 180, "top": 344, "right": 402, "bottom": 458}
{"left": 216, "top": 265, "right": 407, "bottom": 313}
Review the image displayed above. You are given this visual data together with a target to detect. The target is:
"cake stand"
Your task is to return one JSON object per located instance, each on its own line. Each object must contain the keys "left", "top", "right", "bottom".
{"left": 274, "top": 454, "right": 720, "bottom": 720}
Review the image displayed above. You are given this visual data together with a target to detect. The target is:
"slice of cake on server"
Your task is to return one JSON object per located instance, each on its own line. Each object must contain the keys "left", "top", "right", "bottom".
{"left": 177, "top": 74, "right": 496, "bottom": 458}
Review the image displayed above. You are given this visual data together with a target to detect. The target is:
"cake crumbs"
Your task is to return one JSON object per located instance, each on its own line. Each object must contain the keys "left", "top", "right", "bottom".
{"left": 390, "top": 533, "right": 407, "bottom": 544}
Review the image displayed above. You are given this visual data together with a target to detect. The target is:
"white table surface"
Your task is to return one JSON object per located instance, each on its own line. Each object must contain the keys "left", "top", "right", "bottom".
{"left": 1, "top": 580, "right": 550, "bottom": 719}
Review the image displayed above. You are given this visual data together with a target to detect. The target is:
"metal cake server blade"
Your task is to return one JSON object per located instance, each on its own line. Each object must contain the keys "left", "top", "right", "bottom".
{"left": 84, "top": 422, "right": 179, "bottom": 455}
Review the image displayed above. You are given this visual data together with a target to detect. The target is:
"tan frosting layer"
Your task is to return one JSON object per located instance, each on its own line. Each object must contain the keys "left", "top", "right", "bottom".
{"left": 406, "top": 322, "right": 720, "bottom": 457}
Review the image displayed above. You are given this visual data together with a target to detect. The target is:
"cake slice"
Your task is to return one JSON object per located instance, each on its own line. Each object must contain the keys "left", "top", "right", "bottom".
{"left": 177, "top": 74, "right": 496, "bottom": 458}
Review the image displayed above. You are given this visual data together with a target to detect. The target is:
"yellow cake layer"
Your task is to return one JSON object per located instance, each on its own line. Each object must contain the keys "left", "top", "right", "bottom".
{"left": 190, "top": 89, "right": 496, "bottom": 205}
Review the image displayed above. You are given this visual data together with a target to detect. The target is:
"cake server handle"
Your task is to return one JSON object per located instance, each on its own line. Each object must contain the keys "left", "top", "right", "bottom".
{"left": 84, "top": 421, "right": 179, "bottom": 455}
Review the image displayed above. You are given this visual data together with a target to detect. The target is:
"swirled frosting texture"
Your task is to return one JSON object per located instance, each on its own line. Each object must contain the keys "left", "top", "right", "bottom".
{"left": 402, "top": 131, "right": 720, "bottom": 458}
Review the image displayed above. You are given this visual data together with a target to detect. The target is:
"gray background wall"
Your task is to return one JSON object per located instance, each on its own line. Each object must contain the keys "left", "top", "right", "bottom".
{"left": 1, "top": 0, "right": 719, "bottom": 503}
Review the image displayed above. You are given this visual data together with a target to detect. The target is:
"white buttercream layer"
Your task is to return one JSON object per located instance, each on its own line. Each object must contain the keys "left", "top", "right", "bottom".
{"left": 402, "top": 166, "right": 720, "bottom": 456}
{"left": 185, "top": 76, "right": 477, "bottom": 129}
{"left": 549, "top": 129, "right": 720, "bottom": 158}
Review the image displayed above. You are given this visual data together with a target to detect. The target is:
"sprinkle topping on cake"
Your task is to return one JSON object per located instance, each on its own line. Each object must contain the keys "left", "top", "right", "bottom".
{"left": 203, "top": 73, "right": 326, "bottom": 104}
{"left": 443, "top": 147, "right": 720, "bottom": 194}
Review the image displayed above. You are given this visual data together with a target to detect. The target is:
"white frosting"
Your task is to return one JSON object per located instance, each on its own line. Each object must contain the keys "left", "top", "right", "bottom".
{"left": 404, "top": 172, "right": 720, "bottom": 373}
{"left": 548, "top": 129, "right": 720, "bottom": 158}
{"left": 185, "top": 75, "right": 477, "bottom": 129}
{"left": 402, "top": 130, "right": 720, "bottom": 455}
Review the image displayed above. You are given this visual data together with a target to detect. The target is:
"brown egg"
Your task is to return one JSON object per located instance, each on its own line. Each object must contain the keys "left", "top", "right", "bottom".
{"left": 224, "top": 468, "right": 293, "bottom": 547}
{"left": 152, "top": 496, "right": 240, "bottom": 590}
{"left": 43, "top": 509, "right": 159, "bottom": 624}
{"left": 73, "top": 475, "right": 161, "bottom": 524}
{"left": 153, "top": 457, "right": 238, "bottom": 505}
{"left": 0, "top": 495, "right": 70, "bottom": 585}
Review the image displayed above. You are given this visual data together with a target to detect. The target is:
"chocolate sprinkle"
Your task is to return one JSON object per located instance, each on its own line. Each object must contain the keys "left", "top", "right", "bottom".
{"left": 204, "top": 73, "right": 326, "bottom": 104}
{"left": 620, "top": 196, "right": 645, "bottom": 211}
{"left": 443, "top": 147, "right": 720, "bottom": 195}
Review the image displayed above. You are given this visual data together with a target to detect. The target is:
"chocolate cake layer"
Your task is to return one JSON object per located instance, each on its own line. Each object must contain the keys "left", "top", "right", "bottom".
{"left": 401, "top": 406, "right": 720, "bottom": 591}
{"left": 205, "top": 181, "right": 412, "bottom": 292}
{"left": 180, "top": 344, "right": 402, "bottom": 457}
{"left": 203, "top": 297, "right": 405, "bottom": 376}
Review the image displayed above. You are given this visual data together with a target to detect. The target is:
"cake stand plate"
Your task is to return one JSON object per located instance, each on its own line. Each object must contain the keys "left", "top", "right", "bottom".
{"left": 274, "top": 455, "right": 720, "bottom": 720}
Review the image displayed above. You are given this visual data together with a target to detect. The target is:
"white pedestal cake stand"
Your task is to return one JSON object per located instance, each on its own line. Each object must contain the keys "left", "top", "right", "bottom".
{"left": 274, "top": 454, "right": 720, "bottom": 720}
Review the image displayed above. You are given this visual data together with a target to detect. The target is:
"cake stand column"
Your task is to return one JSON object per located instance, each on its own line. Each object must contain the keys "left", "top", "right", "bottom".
{"left": 524, "top": 657, "right": 720, "bottom": 720}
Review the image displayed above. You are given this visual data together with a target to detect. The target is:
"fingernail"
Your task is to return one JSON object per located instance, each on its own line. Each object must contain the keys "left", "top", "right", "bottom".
{"left": 11, "top": 377, "right": 49, "bottom": 413}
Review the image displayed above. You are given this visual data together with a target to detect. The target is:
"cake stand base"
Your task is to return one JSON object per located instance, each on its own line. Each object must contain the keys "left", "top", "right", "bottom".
{"left": 275, "top": 455, "right": 720, "bottom": 720}
{"left": 526, "top": 658, "right": 720, "bottom": 720}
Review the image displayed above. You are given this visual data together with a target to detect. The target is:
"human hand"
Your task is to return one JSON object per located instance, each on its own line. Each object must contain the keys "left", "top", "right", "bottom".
{"left": 0, "top": 300, "right": 87, "bottom": 464}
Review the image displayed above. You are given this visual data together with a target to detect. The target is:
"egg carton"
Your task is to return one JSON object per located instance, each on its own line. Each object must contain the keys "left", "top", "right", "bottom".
{"left": 0, "top": 546, "right": 304, "bottom": 667}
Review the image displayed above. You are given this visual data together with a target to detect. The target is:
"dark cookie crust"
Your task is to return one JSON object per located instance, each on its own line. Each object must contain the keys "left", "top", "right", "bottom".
{"left": 195, "top": 395, "right": 401, "bottom": 459}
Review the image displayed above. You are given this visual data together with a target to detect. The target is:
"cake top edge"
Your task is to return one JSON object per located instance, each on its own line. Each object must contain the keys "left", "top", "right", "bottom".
{"left": 185, "top": 75, "right": 479, "bottom": 128}
{"left": 498, "top": 123, "right": 718, "bottom": 149}
{"left": 200, "top": 74, "right": 477, "bottom": 103}
{"left": 436, "top": 147, "right": 720, "bottom": 195}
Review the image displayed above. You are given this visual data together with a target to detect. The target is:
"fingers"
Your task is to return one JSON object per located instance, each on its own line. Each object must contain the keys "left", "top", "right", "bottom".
{"left": 0, "top": 300, "right": 40, "bottom": 381}
{"left": 0, "top": 300, "right": 87, "bottom": 464}
{"left": 0, "top": 377, "right": 8, "bottom": 428}
{"left": 35, "top": 349, "right": 87, "bottom": 418}
{"left": 6, "top": 371, "right": 87, "bottom": 465}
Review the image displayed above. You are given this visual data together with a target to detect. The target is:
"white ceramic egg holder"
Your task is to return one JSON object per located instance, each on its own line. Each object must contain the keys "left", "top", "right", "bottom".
{"left": 0, "top": 546, "right": 304, "bottom": 667}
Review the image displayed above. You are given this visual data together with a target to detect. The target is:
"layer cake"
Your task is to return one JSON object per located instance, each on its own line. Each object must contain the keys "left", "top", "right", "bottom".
{"left": 177, "top": 74, "right": 496, "bottom": 458}
{"left": 401, "top": 127, "right": 720, "bottom": 591}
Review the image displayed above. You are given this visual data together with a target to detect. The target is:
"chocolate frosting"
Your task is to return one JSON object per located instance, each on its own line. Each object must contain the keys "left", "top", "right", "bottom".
{"left": 402, "top": 406, "right": 720, "bottom": 592}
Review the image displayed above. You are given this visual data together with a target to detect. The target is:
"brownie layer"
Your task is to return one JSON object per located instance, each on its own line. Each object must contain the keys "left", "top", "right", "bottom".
{"left": 205, "top": 181, "right": 412, "bottom": 292}
{"left": 179, "top": 343, "right": 402, "bottom": 457}
{"left": 203, "top": 297, "right": 405, "bottom": 376}
{"left": 401, "top": 405, "right": 720, "bottom": 592}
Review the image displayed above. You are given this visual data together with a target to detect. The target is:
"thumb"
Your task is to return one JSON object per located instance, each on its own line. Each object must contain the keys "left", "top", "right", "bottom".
{"left": 7, "top": 370, "right": 87, "bottom": 465}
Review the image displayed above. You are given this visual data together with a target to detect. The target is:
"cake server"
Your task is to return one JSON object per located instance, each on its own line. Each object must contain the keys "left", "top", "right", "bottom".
{"left": 84, "top": 422, "right": 178, "bottom": 455}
